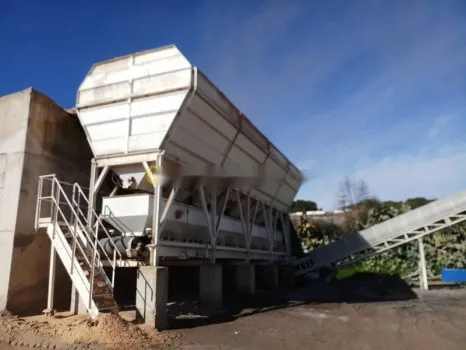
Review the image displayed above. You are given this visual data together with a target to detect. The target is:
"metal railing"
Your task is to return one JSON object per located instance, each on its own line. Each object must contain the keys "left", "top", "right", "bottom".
{"left": 72, "top": 182, "right": 123, "bottom": 285}
{"left": 34, "top": 174, "right": 121, "bottom": 310}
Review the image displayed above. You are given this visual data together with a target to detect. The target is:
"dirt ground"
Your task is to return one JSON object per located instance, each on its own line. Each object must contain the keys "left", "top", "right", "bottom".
{"left": 2, "top": 279, "right": 466, "bottom": 349}
{"left": 176, "top": 295, "right": 466, "bottom": 350}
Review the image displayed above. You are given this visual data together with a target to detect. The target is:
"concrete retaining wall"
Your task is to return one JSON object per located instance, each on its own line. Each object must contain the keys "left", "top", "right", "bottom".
{"left": 0, "top": 88, "right": 93, "bottom": 314}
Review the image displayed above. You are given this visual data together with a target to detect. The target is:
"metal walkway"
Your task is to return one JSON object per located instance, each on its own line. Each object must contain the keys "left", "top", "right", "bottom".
{"left": 294, "top": 190, "right": 466, "bottom": 276}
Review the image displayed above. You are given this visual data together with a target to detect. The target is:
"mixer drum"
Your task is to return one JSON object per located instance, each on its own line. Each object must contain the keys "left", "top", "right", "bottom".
{"left": 99, "top": 236, "right": 149, "bottom": 258}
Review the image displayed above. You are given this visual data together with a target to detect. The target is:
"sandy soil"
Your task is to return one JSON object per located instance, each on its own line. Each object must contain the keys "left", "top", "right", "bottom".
{"left": 0, "top": 310, "right": 182, "bottom": 349}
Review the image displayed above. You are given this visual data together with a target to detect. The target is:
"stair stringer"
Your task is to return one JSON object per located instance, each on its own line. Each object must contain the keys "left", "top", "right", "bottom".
{"left": 46, "top": 223, "right": 100, "bottom": 320}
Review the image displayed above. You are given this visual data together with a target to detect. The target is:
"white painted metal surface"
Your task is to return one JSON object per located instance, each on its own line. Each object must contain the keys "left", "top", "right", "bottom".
{"left": 43, "top": 222, "right": 100, "bottom": 319}
{"left": 76, "top": 45, "right": 303, "bottom": 212}
{"left": 295, "top": 190, "right": 466, "bottom": 275}
{"left": 35, "top": 175, "right": 120, "bottom": 319}
{"left": 101, "top": 194, "right": 284, "bottom": 247}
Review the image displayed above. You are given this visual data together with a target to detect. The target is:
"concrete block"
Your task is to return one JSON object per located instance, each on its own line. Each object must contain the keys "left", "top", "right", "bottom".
{"left": 70, "top": 286, "right": 87, "bottom": 314}
{"left": 136, "top": 266, "right": 168, "bottom": 330}
{"left": 279, "top": 264, "right": 295, "bottom": 289}
{"left": 260, "top": 265, "right": 279, "bottom": 289}
{"left": 235, "top": 265, "right": 255, "bottom": 295}
{"left": 199, "top": 264, "right": 222, "bottom": 308}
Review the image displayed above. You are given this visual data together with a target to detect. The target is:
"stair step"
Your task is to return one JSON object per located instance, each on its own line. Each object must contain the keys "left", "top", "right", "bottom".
{"left": 41, "top": 178, "right": 122, "bottom": 321}
{"left": 93, "top": 294, "right": 119, "bottom": 310}
{"left": 93, "top": 286, "right": 109, "bottom": 295}
{"left": 92, "top": 278, "right": 109, "bottom": 291}
{"left": 99, "top": 307, "right": 120, "bottom": 316}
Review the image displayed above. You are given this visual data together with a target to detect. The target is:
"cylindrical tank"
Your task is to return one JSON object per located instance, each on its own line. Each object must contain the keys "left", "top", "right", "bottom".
{"left": 99, "top": 236, "right": 149, "bottom": 258}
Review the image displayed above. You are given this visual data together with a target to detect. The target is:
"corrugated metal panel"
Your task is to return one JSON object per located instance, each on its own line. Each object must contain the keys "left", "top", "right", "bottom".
{"left": 227, "top": 145, "right": 260, "bottom": 171}
{"left": 240, "top": 118, "right": 269, "bottom": 151}
{"left": 76, "top": 45, "right": 304, "bottom": 211}
{"left": 169, "top": 127, "right": 225, "bottom": 165}
{"left": 176, "top": 110, "right": 231, "bottom": 157}
{"left": 164, "top": 141, "right": 209, "bottom": 166}
{"left": 235, "top": 133, "right": 267, "bottom": 164}
{"left": 276, "top": 183, "right": 298, "bottom": 206}
{"left": 188, "top": 95, "right": 237, "bottom": 140}
{"left": 196, "top": 72, "right": 240, "bottom": 128}
{"left": 249, "top": 188, "right": 272, "bottom": 205}
{"left": 269, "top": 145, "right": 288, "bottom": 171}
{"left": 76, "top": 46, "right": 192, "bottom": 157}
{"left": 286, "top": 172, "right": 301, "bottom": 191}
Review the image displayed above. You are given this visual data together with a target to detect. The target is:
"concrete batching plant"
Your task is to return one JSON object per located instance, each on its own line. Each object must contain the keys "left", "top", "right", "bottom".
{"left": 33, "top": 45, "right": 304, "bottom": 328}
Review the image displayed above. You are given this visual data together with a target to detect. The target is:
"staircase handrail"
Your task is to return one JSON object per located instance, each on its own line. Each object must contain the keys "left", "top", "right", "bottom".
{"left": 39, "top": 176, "right": 100, "bottom": 309}
{"left": 72, "top": 183, "right": 123, "bottom": 268}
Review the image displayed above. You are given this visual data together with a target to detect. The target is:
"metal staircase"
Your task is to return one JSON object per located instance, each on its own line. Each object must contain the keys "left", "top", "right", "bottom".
{"left": 294, "top": 190, "right": 466, "bottom": 276}
{"left": 35, "top": 175, "right": 123, "bottom": 320}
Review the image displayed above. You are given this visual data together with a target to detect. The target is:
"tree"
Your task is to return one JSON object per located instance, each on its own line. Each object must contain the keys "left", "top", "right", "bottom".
{"left": 405, "top": 197, "right": 434, "bottom": 209}
{"left": 337, "top": 175, "right": 374, "bottom": 209}
{"left": 358, "top": 198, "right": 382, "bottom": 210}
{"left": 297, "top": 215, "right": 345, "bottom": 253}
{"left": 291, "top": 199, "right": 318, "bottom": 212}
{"left": 335, "top": 176, "right": 377, "bottom": 231}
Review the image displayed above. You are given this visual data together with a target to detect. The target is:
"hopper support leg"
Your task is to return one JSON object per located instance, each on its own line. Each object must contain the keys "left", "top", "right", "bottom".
{"left": 199, "top": 186, "right": 231, "bottom": 263}
{"left": 87, "top": 161, "right": 109, "bottom": 226}
{"left": 144, "top": 154, "right": 164, "bottom": 266}
{"left": 281, "top": 213, "right": 292, "bottom": 262}
{"left": 159, "top": 184, "right": 179, "bottom": 232}
{"left": 236, "top": 190, "right": 248, "bottom": 259}
{"left": 199, "top": 186, "right": 216, "bottom": 262}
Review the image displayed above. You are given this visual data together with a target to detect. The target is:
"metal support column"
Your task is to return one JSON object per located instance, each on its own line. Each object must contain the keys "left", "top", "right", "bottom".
{"left": 281, "top": 213, "right": 292, "bottom": 262}
{"left": 418, "top": 238, "right": 429, "bottom": 290}
{"left": 46, "top": 245, "right": 57, "bottom": 311}
{"left": 87, "top": 161, "right": 97, "bottom": 226}
{"left": 210, "top": 187, "right": 217, "bottom": 263}
{"left": 151, "top": 153, "right": 163, "bottom": 266}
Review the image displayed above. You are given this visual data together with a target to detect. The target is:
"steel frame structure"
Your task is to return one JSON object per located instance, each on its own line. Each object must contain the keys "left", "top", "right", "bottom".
{"left": 35, "top": 175, "right": 121, "bottom": 319}
{"left": 86, "top": 151, "right": 292, "bottom": 267}
{"left": 295, "top": 208, "right": 466, "bottom": 276}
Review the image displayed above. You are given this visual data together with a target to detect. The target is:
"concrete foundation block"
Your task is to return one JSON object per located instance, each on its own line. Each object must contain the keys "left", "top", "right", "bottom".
{"left": 278, "top": 264, "right": 295, "bottom": 289}
{"left": 235, "top": 265, "right": 256, "bottom": 295}
{"left": 261, "top": 265, "right": 279, "bottom": 289}
{"left": 136, "top": 266, "right": 168, "bottom": 330}
{"left": 70, "top": 286, "right": 87, "bottom": 314}
{"left": 199, "top": 264, "right": 223, "bottom": 308}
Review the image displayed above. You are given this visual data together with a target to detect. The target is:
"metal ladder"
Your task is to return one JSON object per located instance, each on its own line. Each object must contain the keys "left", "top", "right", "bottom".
{"left": 294, "top": 190, "right": 466, "bottom": 276}
{"left": 34, "top": 174, "right": 123, "bottom": 320}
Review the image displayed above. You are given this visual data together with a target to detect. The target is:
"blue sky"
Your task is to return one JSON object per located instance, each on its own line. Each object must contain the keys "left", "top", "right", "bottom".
{"left": 2, "top": 0, "right": 466, "bottom": 209}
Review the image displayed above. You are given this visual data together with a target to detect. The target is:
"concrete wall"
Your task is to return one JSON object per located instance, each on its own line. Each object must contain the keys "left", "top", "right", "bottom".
{"left": 0, "top": 88, "right": 94, "bottom": 314}
{"left": 0, "top": 89, "right": 31, "bottom": 310}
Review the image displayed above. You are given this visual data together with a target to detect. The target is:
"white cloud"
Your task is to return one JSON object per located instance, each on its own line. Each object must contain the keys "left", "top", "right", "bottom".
{"left": 192, "top": 1, "right": 466, "bottom": 210}
{"left": 297, "top": 145, "right": 466, "bottom": 210}
{"left": 355, "top": 150, "right": 466, "bottom": 201}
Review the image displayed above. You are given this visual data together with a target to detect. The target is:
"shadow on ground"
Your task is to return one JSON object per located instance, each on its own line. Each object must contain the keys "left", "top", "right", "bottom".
{"left": 166, "top": 272, "right": 418, "bottom": 330}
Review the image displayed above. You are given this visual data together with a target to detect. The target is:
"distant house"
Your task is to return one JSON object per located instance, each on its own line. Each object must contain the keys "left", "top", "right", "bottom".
{"left": 289, "top": 209, "right": 350, "bottom": 229}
